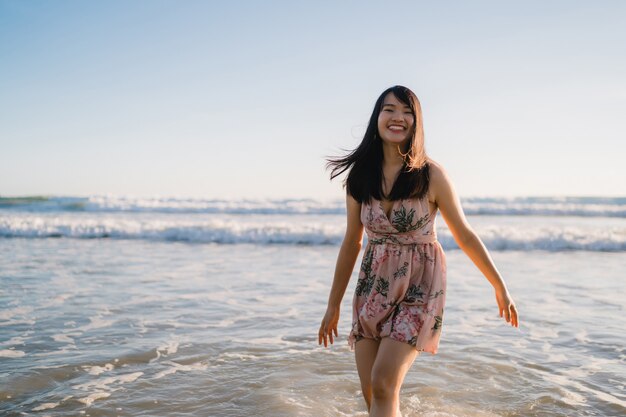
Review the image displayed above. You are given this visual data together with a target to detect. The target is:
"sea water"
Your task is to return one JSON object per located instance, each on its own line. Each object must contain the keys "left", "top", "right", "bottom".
{"left": 0, "top": 195, "right": 624, "bottom": 416}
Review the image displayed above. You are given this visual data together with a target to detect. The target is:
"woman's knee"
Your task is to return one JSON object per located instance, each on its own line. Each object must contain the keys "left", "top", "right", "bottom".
{"left": 370, "top": 369, "right": 400, "bottom": 399}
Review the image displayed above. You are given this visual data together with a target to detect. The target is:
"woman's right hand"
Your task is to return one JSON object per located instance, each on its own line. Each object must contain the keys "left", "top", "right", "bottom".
{"left": 318, "top": 305, "right": 340, "bottom": 347}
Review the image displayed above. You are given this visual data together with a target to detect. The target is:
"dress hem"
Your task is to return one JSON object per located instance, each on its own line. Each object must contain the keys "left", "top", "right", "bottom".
{"left": 347, "top": 334, "right": 439, "bottom": 355}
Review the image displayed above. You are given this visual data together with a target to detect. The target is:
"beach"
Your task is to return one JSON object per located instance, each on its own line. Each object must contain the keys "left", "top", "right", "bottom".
{"left": 1, "top": 195, "right": 625, "bottom": 416}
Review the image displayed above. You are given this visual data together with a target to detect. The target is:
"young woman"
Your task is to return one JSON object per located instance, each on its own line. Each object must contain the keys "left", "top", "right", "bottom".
{"left": 318, "top": 85, "right": 519, "bottom": 417}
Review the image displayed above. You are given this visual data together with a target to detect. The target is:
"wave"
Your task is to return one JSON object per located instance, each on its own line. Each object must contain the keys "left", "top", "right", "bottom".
{"left": 1, "top": 195, "right": 625, "bottom": 217}
{"left": 1, "top": 215, "right": 623, "bottom": 251}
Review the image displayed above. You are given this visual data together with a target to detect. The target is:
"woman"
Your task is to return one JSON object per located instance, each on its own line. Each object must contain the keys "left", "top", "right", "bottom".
{"left": 318, "top": 85, "right": 519, "bottom": 417}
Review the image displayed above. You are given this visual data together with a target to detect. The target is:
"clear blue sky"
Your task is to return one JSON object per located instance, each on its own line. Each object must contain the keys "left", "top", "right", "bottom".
{"left": 1, "top": 1, "right": 624, "bottom": 199}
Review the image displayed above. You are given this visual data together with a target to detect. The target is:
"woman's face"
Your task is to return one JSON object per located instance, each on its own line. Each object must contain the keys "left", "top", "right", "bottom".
{"left": 377, "top": 92, "right": 415, "bottom": 146}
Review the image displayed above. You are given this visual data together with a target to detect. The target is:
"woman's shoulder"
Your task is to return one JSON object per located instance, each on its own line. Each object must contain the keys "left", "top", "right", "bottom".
{"left": 426, "top": 157, "right": 448, "bottom": 180}
{"left": 425, "top": 157, "right": 452, "bottom": 200}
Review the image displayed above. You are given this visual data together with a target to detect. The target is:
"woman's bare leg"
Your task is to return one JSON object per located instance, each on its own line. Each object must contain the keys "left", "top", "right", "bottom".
{"left": 354, "top": 338, "right": 380, "bottom": 411}
{"left": 369, "top": 337, "right": 419, "bottom": 417}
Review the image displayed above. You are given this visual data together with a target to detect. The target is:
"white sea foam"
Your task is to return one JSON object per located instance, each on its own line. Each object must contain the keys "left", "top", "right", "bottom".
{"left": 73, "top": 371, "right": 143, "bottom": 392}
{"left": 84, "top": 363, "right": 115, "bottom": 376}
{"left": 77, "top": 391, "right": 111, "bottom": 406}
{"left": 0, "top": 349, "right": 26, "bottom": 358}
{"left": 1, "top": 194, "right": 625, "bottom": 251}
{"left": 166, "top": 342, "right": 180, "bottom": 355}
{"left": 157, "top": 340, "right": 179, "bottom": 355}
{"left": 75, "top": 314, "right": 116, "bottom": 332}
{"left": 153, "top": 360, "right": 209, "bottom": 379}
{"left": 0, "top": 212, "right": 623, "bottom": 251}
{"left": 52, "top": 334, "right": 75, "bottom": 344}
{"left": 0, "top": 214, "right": 344, "bottom": 245}
{"left": 2, "top": 195, "right": 624, "bottom": 217}
{"left": 547, "top": 353, "right": 568, "bottom": 362}
{"left": 32, "top": 402, "right": 60, "bottom": 411}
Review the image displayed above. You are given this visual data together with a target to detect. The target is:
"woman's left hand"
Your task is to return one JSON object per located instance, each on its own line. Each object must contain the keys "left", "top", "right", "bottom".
{"left": 495, "top": 287, "right": 519, "bottom": 328}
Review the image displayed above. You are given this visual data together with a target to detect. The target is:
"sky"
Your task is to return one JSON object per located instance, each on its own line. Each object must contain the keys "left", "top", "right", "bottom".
{"left": 1, "top": 0, "right": 625, "bottom": 200}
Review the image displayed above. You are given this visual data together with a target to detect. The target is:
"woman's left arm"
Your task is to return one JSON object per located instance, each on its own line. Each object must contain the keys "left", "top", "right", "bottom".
{"left": 430, "top": 161, "right": 519, "bottom": 328}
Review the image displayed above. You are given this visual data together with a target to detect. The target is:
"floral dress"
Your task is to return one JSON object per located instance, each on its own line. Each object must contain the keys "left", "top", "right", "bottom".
{"left": 347, "top": 195, "right": 447, "bottom": 354}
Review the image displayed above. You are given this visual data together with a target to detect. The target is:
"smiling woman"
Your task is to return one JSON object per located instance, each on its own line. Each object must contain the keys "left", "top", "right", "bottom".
{"left": 319, "top": 85, "right": 519, "bottom": 417}
{"left": 325, "top": 86, "right": 429, "bottom": 207}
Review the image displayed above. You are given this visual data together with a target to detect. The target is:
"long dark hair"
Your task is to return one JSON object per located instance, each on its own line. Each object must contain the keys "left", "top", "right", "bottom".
{"left": 325, "top": 85, "right": 430, "bottom": 204}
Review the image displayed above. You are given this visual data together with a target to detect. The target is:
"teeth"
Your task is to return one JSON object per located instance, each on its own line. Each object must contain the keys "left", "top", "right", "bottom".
{"left": 389, "top": 126, "right": 404, "bottom": 131}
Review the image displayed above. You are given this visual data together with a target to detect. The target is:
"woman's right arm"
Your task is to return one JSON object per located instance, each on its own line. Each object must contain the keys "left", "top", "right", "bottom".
{"left": 318, "top": 193, "right": 364, "bottom": 347}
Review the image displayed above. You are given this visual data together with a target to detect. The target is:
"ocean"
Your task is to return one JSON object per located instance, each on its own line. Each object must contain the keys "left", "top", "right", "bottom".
{"left": 1, "top": 195, "right": 624, "bottom": 416}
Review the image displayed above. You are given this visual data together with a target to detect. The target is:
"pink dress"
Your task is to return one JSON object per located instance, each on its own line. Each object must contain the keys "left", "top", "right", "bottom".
{"left": 347, "top": 195, "right": 447, "bottom": 354}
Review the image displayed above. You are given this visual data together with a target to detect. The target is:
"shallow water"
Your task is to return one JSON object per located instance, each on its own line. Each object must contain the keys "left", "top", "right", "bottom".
{"left": 1, "top": 238, "right": 624, "bottom": 416}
